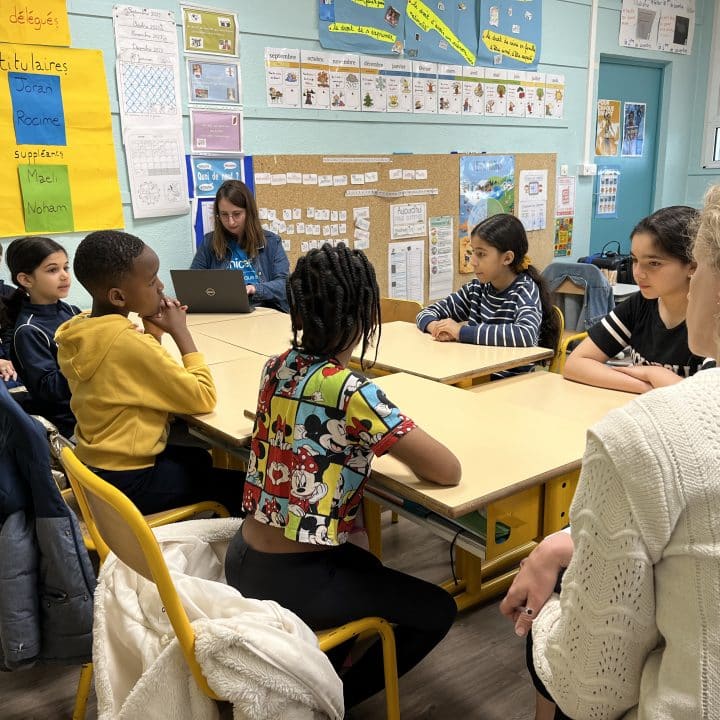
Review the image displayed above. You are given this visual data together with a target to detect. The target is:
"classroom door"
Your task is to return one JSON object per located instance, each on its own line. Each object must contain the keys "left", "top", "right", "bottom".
{"left": 589, "top": 59, "right": 663, "bottom": 255}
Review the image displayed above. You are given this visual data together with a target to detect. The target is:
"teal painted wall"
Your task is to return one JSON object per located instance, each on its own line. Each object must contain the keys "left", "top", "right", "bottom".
{"left": 1, "top": 0, "right": 717, "bottom": 307}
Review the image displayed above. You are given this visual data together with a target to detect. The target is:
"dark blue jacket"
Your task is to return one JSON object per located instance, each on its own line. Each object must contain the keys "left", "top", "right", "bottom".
{"left": 190, "top": 230, "right": 290, "bottom": 312}
{"left": 0, "top": 383, "right": 95, "bottom": 669}
{"left": 11, "top": 300, "right": 80, "bottom": 437}
{"left": 0, "top": 280, "right": 15, "bottom": 361}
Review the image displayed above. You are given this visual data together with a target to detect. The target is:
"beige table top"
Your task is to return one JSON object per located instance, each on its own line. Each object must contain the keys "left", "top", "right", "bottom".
{"left": 369, "top": 371, "right": 634, "bottom": 518}
{"left": 353, "top": 321, "right": 554, "bottom": 384}
{"left": 184, "top": 354, "right": 269, "bottom": 446}
{"left": 194, "top": 310, "right": 294, "bottom": 358}
{"left": 184, "top": 307, "right": 275, "bottom": 326}
{"left": 161, "top": 330, "right": 260, "bottom": 366}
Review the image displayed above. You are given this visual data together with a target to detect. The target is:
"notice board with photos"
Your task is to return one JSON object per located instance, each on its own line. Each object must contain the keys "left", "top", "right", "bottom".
{"left": 250, "top": 152, "right": 556, "bottom": 305}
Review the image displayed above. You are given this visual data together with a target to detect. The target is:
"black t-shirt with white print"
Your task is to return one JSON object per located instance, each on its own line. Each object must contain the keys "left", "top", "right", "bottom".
{"left": 588, "top": 291, "right": 706, "bottom": 378}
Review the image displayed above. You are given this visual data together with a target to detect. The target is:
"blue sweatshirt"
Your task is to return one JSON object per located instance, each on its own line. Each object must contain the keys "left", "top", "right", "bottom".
{"left": 190, "top": 230, "right": 290, "bottom": 312}
{"left": 11, "top": 299, "right": 81, "bottom": 437}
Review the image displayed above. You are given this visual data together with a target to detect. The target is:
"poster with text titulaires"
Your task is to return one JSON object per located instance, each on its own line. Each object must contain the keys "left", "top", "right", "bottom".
{"left": 0, "top": 44, "right": 122, "bottom": 237}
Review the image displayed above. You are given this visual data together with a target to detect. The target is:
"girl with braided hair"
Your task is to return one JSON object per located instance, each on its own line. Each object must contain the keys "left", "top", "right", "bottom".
{"left": 226, "top": 242, "right": 461, "bottom": 711}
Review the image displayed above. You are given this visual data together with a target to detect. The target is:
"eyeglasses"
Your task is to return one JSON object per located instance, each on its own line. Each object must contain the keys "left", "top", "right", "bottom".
{"left": 218, "top": 210, "right": 245, "bottom": 221}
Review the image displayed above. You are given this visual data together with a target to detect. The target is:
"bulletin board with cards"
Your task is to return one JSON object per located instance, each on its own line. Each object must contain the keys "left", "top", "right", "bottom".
{"left": 250, "top": 152, "right": 555, "bottom": 305}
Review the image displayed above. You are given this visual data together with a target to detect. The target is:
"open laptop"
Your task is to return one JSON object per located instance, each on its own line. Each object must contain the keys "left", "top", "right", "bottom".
{"left": 170, "top": 269, "right": 253, "bottom": 313}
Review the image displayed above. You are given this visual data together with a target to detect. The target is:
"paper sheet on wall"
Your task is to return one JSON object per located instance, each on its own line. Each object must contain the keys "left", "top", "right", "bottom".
{"left": 428, "top": 216, "right": 454, "bottom": 301}
{"left": 113, "top": 6, "right": 182, "bottom": 134}
{"left": 518, "top": 169, "right": 547, "bottom": 231}
{"left": 388, "top": 240, "right": 425, "bottom": 304}
{"left": 555, "top": 176, "right": 576, "bottom": 217}
{"left": 0, "top": 0, "right": 70, "bottom": 46}
{"left": 181, "top": 5, "right": 238, "bottom": 57}
{"left": 265, "top": 48, "right": 301, "bottom": 108}
{"left": 390, "top": 202, "right": 427, "bottom": 239}
{"left": 125, "top": 128, "right": 189, "bottom": 219}
{"left": 619, "top": 0, "right": 694, "bottom": 55}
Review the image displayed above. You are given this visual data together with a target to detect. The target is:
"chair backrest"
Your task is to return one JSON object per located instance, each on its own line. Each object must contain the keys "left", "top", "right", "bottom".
{"left": 380, "top": 297, "right": 422, "bottom": 324}
{"left": 59, "top": 447, "right": 219, "bottom": 701}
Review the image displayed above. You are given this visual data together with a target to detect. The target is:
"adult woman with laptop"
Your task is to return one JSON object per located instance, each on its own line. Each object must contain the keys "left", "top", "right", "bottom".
{"left": 191, "top": 180, "right": 290, "bottom": 312}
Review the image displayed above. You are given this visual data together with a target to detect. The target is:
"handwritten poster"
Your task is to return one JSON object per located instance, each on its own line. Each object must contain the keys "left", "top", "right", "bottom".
{"left": 0, "top": 0, "right": 70, "bottom": 46}
{"left": 181, "top": 5, "right": 238, "bottom": 56}
{"left": 9, "top": 72, "right": 66, "bottom": 145}
{"left": 477, "top": 0, "right": 542, "bottom": 70}
{"left": 0, "top": 44, "right": 122, "bottom": 237}
{"left": 390, "top": 201, "right": 427, "bottom": 239}
{"left": 404, "top": 0, "right": 478, "bottom": 66}
{"left": 319, "top": 0, "right": 404, "bottom": 56}
{"left": 18, "top": 164, "right": 73, "bottom": 232}
{"left": 619, "top": 0, "right": 694, "bottom": 54}
{"left": 187, "top": 59, "right": 240, "bottom": 104}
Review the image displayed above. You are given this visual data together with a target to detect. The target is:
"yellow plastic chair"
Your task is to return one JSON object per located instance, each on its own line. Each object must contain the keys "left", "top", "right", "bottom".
{"left": 380, "top": 297, "right": 423, "bottom": 324}
{"left": 549, "top": 305, "right": 587, "bottom": 374}
{"left": 55, "top": 441, "right": 230, "bottom": 720}
{"left": 60, "top": 447, "right": 401, "bottom": 720}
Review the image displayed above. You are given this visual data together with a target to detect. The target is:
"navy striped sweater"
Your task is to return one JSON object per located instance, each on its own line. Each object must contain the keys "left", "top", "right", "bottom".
{"left": 416, "top": 273, "right": 542, "bottom": 347}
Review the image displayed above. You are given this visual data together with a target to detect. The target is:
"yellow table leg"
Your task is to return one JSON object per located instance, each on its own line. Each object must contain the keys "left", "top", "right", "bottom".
{"left": 363, "top": 496, "right": 383, "bottom": 560}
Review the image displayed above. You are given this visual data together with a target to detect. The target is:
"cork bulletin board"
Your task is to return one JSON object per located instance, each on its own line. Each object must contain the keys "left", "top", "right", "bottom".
{"left": 251, "top": 152, "right": 556, "bottom": 304}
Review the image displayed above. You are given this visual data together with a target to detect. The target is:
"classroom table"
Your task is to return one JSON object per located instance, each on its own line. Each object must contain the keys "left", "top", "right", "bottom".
{"left": 363, "top": 370, "right": 634, "bottom": 609}
{"left": 183, "top": 353, "right": 269, "bottom": 451}
{"left": 352, "top": 321, "right": 554, "bottom": 386}
{"left": 192, "top": 310, "right": 293, "bottom": 357}
{"left": 184, "top": 306, "right": 275, "bottom": 327}
{"left": 161, "top": 329, "right": 262, "bottom": 366}
{"left": 613, "top": 283, "right": 638, "bottom": 300}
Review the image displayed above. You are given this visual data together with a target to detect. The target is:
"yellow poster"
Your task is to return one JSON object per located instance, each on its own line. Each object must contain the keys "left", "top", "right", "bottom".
{"left": 0, "top": 1, "right": 71, "bottom": 47}
{"left": 0, "top": 43, "right": 122, "bottom": 237}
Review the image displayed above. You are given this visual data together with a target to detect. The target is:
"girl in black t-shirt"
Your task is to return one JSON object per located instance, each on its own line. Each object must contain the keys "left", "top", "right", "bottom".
{"left": 564, "top": 206, "right": 705, "bottom": 394}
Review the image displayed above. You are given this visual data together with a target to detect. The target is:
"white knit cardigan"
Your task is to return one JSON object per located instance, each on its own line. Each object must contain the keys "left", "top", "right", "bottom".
{"left": 532, "top": 368, "right": 720, "bottom": 720}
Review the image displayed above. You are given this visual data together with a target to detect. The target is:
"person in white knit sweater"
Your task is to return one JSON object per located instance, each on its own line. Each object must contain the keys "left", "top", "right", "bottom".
{"left": 500, "top": 185, "right": 720, "bottom": 720}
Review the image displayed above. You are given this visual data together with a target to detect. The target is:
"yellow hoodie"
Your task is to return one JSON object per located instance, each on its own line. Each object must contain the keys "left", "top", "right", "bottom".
{"left": 56, "top": 313, "right": 216, "bottom": 470}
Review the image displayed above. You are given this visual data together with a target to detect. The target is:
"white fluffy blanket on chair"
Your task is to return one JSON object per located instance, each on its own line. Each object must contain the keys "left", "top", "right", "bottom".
{"left": 93, "top": 518, "right": 344, "bottom": 720}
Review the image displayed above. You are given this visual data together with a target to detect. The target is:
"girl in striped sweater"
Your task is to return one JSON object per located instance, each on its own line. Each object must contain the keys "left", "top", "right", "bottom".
{"left": 416, "top": 214, "right": 559, "bottom": 374}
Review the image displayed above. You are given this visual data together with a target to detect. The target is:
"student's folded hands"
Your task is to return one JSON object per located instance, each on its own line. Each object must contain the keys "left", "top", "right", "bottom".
{"left": 429, "top": 318, "right": 462, "bottom": 342}
{"left": 142, "top": 297, "right": 189, "bottom": 339}
{"left": 613, "top": 364, "right": 683, "bottom": 389}
{"left": 0, "top": 358, "right": 17, "bottom": 382}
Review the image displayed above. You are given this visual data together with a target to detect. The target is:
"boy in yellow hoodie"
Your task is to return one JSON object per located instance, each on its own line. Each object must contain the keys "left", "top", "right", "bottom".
{"left": 56, "top": 230, "right": 244, "bottom": 515}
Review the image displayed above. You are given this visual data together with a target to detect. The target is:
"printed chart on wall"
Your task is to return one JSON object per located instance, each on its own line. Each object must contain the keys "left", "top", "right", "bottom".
{"left": 621, "top": 102, "right": 646, "bottom": 157}
{"left": 388, "top": 240, "right": 424, "bottom": 303}
{"left": 181, "top": 4, "right": 238, "bottom": 56}
{"left": 114, "top": 5, "right": 188, "bottom": 219}
{"left": 0, "top": 42, "right": 122, "bottom": 236}
{"left": 595, "top": 99, "right": 621, "bottom": 157}
{"left": 458, "top": 154, "right": 515, "bottom": 273}
{"left": 518, "top": 169, "right": 547, "bottom": 231}
{"left": 554, "top": 217, "right": 573, "bottom": 257}
{"left": 595, "top": 166, "right": 620, "bottom": 218}
{"left": 428, "top": 215, "right": 454, "bottom": 300}
{"left": 619, "top": 0, "right": 694, "bottom": 54}
{"left": 477, "top": 0, "right": 542, "bottom": 70}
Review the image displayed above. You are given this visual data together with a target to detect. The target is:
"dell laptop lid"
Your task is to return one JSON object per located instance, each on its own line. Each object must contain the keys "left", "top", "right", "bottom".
{"left": 170, "top": 269, "right": 253, "bottom": 313}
